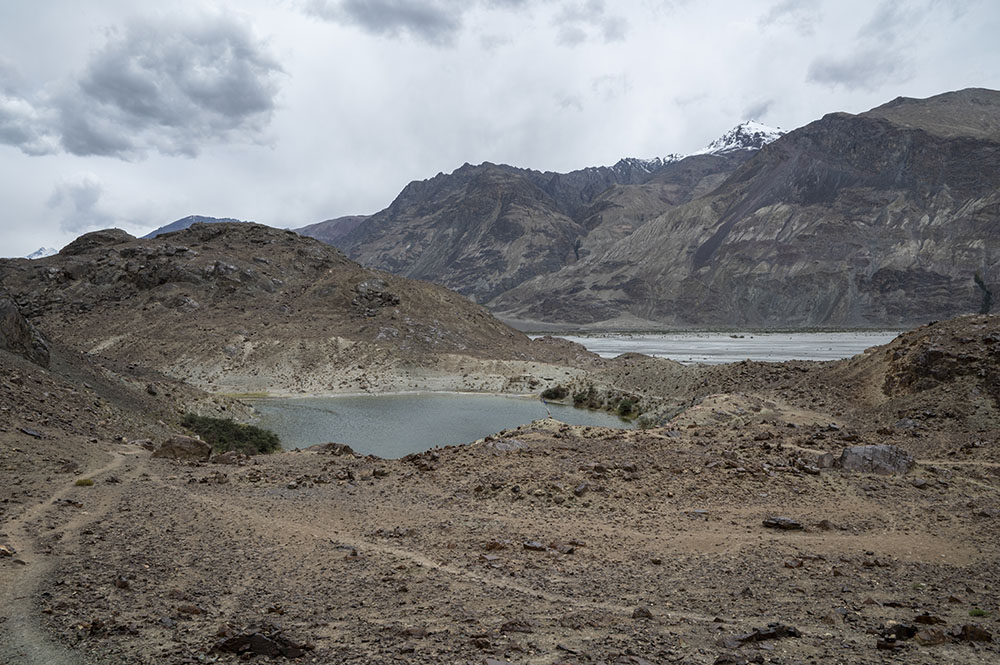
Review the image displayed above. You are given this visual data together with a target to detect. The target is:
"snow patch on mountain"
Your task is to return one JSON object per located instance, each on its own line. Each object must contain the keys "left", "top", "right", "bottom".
{"left": 611, "top": 120, "right": 784, "bottom": 174}
{"left": 26, "top": 247, "right": 58, "bottom": 259}
{"left": 692, "top": 120, "right": 784, "bottom": 156}
{"left": 611, "top": 155, "right": 684, "bottom": 175}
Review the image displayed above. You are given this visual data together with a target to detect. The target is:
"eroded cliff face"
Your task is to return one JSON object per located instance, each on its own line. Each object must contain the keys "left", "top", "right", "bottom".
{"left": 0, "top": 285, "right": 49, "bottom": 367}
{"left": 493, "top": 90, "right": 1000, "bottom": 328}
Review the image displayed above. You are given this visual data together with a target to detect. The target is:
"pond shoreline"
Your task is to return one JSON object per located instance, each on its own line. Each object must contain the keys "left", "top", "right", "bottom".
{"left": 247, "top": 391, "right": 632, "bottom": 456}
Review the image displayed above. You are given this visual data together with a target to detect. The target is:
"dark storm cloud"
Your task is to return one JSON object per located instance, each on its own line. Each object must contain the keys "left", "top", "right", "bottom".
{"left": 47, "top": 173, "right": 115, "bottom": 233}
{"left": 807, "top": 47, "right": 909, "bottom": 90}
{"left": 758, "top": 0, "right": 820, "bottom": 34}
{"left": 0, "top": 13, "right": 283, "bottom": 159}
{"left": 307, "top": 0, "right": 462, "bottom": 45}
{"left": 58, "top": 15, "right": 283, "bottom": 158}
{"left": 554, "top": 0, "right": 627, "bottom": 46}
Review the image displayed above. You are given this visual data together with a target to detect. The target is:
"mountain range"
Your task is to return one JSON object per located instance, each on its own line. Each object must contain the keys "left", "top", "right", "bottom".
{"left": 298, "top": 120, "right": 783, "bottom": 308}
{"left": 300, "top": 89, "right": 999, "bottom": 328}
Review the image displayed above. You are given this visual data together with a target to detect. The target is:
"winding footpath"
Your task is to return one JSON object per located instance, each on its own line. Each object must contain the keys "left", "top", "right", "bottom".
{"left": 0, "top": 447, "right": 141, "bottom": 665}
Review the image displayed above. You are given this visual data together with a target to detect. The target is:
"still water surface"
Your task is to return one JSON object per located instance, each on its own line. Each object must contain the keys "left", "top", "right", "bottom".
{"left": 549, "top": 331, "right": 901, "bottom": 364}
{"left": 251, "top": 393, "right": 628, "bottom": 457}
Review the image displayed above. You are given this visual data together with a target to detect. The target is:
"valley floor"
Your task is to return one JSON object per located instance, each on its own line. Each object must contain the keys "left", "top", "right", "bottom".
{"left": 2, "top": 416, "right": 998, "bottom": 665}
{"left": 2, "top": 315, "right": 999, "bottom": 665}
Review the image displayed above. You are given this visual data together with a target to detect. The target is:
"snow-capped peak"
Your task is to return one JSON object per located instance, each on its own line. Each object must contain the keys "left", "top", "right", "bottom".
{"left": 692, "top": 120, "right": 784, "bottom": 156}
{"left": 609, "top": 121, "right": 784, "bottom": 175}
{"left": 611, "top": 154, "right": 684, "bottom": 175}
{"left": 26, "top": 246, "right": 57, "bottom": 259}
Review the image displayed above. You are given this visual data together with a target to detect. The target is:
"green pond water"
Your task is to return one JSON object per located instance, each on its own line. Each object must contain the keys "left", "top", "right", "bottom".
{"left": 250, "top": 393, "right": 629, "bottom": 458}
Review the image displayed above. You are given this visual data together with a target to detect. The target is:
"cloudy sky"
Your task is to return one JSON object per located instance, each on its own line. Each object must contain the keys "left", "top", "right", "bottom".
{"left": 2, "top": 0, "right": 998, "bottom": 256}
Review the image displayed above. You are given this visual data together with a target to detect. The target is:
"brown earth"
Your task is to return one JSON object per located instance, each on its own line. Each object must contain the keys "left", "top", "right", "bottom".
{"left": 2, "top": 313, "right": 998, "bottom": 664}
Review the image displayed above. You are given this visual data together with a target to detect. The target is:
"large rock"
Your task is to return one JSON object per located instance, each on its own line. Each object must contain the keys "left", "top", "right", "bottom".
{"left": 152, "top": 436, "right": 212, "bottom": 461}
{"left": 0, "top": 287, "right": 49, "bottom": 367}
{"left": 837, "top": 445, "right": 914, "bottom": 475}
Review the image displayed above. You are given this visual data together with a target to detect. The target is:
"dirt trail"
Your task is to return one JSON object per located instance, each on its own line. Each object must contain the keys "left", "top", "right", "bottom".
{"left": 0, "top": 448, "right": 140, "bottom": 665}
{"left": 160, "top": 481, "right": 723, "bottom": 625}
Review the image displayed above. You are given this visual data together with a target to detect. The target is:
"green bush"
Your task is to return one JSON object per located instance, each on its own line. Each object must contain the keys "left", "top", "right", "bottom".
{"left": 541, "top": 385, "right": 568, "bottom": 400}
{"left": 617, "top": 398, "right": 637, "bottom": 418}
{"left": 969, "top": 608, "right": 989, "bottom": 617}
{"left": 573, "top": 385, "right": 600, "bottom": 409}
{"left": 181, "top": 413, "right": 281, "bottom": 455}
{"left": 74, "top": 478, "right": 94, "bottom": 487}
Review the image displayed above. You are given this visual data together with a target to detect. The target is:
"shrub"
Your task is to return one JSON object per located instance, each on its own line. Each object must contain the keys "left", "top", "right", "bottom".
{"left": 541, "top": 385, "right": 568, "bottom": 400}
{"left": 573, "top": 385, "right": 600, "bottom": 409}
{"left": 969, "top": 608, "right": 989, "bottom": 617}
{"left": 181, "top": 413, "right": 281, "bottom": 455}
{"left": 74, "top": 478, "right": 94, "bottom": 487}
{"left": 617, "top": 398, "right": 637, "bottom": 418}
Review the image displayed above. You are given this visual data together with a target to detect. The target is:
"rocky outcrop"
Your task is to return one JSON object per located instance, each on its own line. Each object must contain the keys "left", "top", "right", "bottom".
{"left": 836, "top": 445, "right": 914, "bottom": 475}
{"left": 59, "top": 228, "right": 135, "bottom": 256}
{"left": 152, "top": 436, "right": 212, "bottom": 461}
{"left": 0, "top": 285, "right": 49, "bottom": 367}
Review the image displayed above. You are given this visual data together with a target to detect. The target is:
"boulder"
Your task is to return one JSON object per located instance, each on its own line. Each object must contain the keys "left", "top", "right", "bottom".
{"left": 837, "top": 445, "right": 914, "bottom": 475}
{"left": 152, "top": 436, "right": 212, "bottom": 461}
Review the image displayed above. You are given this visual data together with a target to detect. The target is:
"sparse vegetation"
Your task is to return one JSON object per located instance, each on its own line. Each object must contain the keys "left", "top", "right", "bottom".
{"left": 181, "top": 413, "right": 281, "bottom": 455}
{"left": 636, "top": 416, "right": 657, "bottom": 429}
{"left": 572, "top": 385, "right": 601, "bottom": 409}
{"left": 74, "top": 478, "right": 94, "bottom": 487}
{"left": 969, "top": 608, "right": 989, "bottom": 617}
{"left": 541, "top": 385, "right": 568, "bottom": 400}
{"left": 617, "top": 398, "right": 637, "bottom": 418}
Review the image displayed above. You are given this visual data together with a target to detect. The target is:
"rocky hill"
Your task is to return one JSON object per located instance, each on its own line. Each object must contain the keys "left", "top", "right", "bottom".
{"left": 304, "top": 122, "right": 778, "bottom": 305}
{"left": 0, "top": 223, "right": 574, "bottom": 394}
{"left": 493, "top": 88, "right": 1000, "bottom": 328}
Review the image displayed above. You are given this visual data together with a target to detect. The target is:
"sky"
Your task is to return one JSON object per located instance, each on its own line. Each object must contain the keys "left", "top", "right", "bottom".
{"left": 1, "top": 0, "right": 999, "bottom": 256}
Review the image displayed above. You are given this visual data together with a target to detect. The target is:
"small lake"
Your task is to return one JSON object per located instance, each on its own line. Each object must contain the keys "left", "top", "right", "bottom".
{"left": 250, "top": 393, "right": 629, "bottom": 457}
{"left": 546, "top": 331, "right": 901, "bottom": 364}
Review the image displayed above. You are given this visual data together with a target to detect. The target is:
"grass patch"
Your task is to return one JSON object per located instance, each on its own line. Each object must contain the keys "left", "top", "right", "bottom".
{"left": 181, "top": 413, "right": 281, "bottom": 455}
{"left": 74, "top": 478, "right": 94, "bottom": 487}
{"left": 969, "top": 608, "right": 989, "bottom": 617}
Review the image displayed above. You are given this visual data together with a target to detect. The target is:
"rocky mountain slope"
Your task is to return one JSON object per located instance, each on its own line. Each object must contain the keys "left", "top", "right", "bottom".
{"left": 0, "top": 223, "right": 578, "bottom": 394}
{"left": 494, "top": 88, "right": 1000, "bottom": 328}
{"left": 295, "top": 215, "right": 368, "bottom": 245}
{"left": 298, "top": 122, "right": 780, "bottom": 304}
